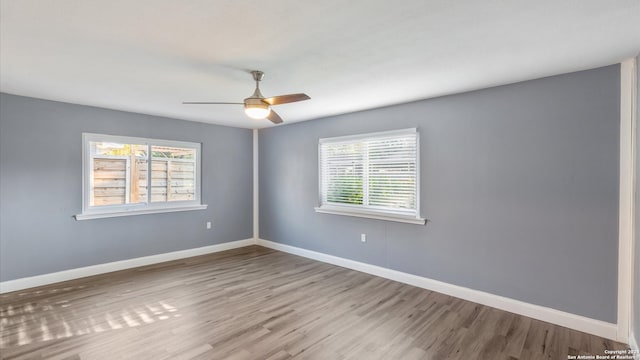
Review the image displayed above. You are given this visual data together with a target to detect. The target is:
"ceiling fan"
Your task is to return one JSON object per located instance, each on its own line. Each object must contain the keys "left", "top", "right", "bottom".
{"left": 183, "top": 70, "right": 310, "bottom": 124}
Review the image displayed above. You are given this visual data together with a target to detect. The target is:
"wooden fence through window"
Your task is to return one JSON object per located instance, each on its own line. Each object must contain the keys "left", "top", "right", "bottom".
{"left": 91, "top": 156, "right": 195, "bottom": 206}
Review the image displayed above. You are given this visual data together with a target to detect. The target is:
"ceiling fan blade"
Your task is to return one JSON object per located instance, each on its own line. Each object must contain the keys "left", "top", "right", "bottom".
{"left": 267, "top": 110, "right": 283, "bottom": 124}
{"left": 183, "top": 102, "right": 244, "bottom": 105}
{"left": 263, "top": 93, "right": 310, "bottom": 106}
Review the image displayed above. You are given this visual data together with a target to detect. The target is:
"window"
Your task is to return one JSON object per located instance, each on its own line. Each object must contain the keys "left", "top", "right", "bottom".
{"left": 316, "top": 128, "right": 425, "bottom": 224}
{"left": 75, "top": 133, "right": 206, "bottom": 220}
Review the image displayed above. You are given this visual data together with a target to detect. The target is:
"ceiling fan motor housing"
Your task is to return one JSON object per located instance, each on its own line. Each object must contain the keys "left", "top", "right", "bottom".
{"left": 244, "top": 97, "right": 269, "bottom": 110}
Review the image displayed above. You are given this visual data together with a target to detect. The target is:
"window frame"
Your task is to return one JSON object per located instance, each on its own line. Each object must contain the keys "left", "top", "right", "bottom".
{"left": 75, "top": 133, "right": 207, "bottom": 220}
{"left": 315, "top": 128, "right": 425, "bottom": 225}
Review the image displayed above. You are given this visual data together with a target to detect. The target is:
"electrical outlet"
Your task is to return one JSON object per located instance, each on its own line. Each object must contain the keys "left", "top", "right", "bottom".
{"left": 206, "top": 221, "right": 212, "bottom": 229}
{"left": 361, "top": 233, "right": 366, "bottom": 243}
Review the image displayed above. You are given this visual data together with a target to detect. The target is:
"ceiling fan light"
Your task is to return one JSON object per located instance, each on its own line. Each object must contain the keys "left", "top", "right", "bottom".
{"left": 244, "top": 106, "right": 271, "bottom": 120}
{"left": 244, "top": 101, "right": 271, "bottom": 119}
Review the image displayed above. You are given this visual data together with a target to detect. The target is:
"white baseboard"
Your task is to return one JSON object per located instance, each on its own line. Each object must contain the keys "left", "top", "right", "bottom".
{"left": 0, "top": 238, "right": 255, "bottom": 294}
{"left": 257, "top": 238, "right": 618, "bottom": 341}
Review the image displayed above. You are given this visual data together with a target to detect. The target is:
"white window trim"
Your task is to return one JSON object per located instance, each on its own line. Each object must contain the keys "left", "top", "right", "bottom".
{"left": 75, "top": 133, "right": 207, "bottom": 220}
{"left": 74, "top": 205, "right": 208, "bottom": 220}
{"left": 315, "top": 128, "right": 426, "bottom": 225}
{"left": 314, "top": 205, "right": 426, "bottom": 225}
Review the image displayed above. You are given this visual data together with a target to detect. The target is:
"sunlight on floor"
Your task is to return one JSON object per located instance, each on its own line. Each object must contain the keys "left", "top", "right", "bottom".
{"left": 0, "top": 295, "right": 182, "bottom": 348}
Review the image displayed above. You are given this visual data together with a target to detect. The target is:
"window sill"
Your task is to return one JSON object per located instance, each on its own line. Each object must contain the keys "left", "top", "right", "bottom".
{"left": 74, "top": 204, "right": 208, "bottom": 220}
{"left": 314, "top": 206, "right": 426, "bottom": 225}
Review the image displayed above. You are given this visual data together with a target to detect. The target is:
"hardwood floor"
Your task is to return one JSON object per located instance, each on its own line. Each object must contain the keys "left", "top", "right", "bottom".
{"left": 0, "top": 246, "right": 630, "bottom": 359}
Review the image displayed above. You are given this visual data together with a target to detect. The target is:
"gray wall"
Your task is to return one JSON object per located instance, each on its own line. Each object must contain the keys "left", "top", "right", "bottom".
{"left": 0, "top": 93, "right": 253, "bottom": 281}
{"left": 259, "top": 65, "right": 620, "bottom": 323}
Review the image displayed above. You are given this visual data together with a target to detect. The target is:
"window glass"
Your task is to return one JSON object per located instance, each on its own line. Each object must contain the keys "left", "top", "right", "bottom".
{"left": 319, "top": 129, "right": 419, "bottom": 220}
{"left": 89, "top": 142, "right": 148, "bottom": 206}
{"left": 150, "top": 146, "right": 196, "bottom": 202}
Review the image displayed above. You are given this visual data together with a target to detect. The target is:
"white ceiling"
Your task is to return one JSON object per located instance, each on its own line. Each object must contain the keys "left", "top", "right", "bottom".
{"left": 1, "top": 1, "right": 639, "bottom": 129}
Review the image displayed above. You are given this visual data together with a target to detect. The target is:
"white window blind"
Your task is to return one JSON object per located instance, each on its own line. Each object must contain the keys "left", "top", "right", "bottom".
{"left": 317, "top": 128, "right": 424, "bottom": 224}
